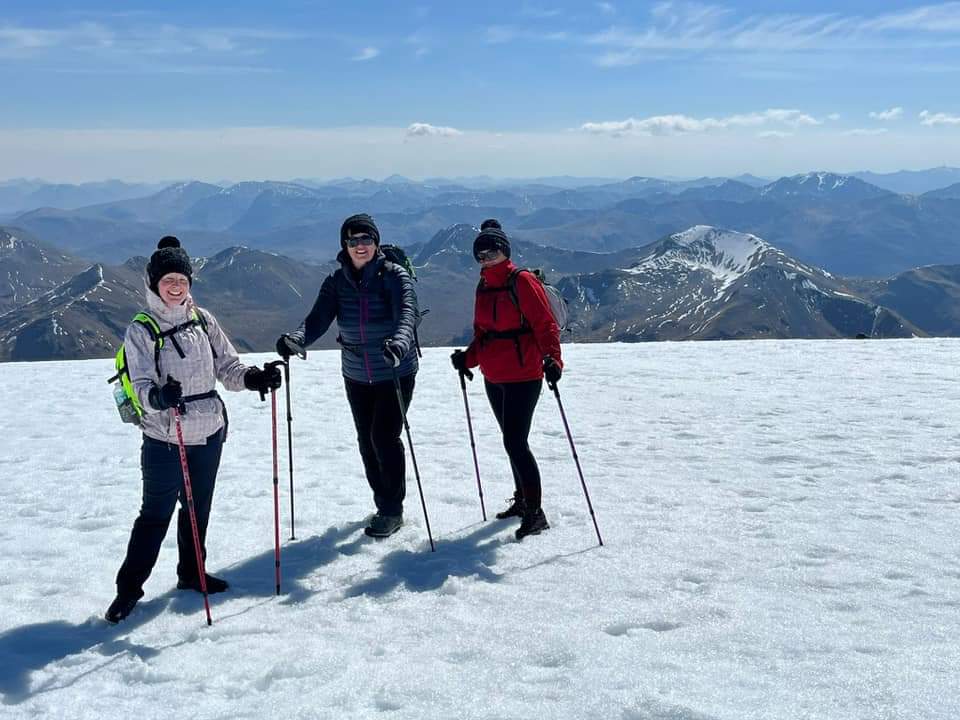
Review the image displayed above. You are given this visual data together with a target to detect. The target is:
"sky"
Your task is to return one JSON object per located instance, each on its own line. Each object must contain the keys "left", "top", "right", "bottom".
{"left": 1, "top": 1, "right": 959, "bottom": 181}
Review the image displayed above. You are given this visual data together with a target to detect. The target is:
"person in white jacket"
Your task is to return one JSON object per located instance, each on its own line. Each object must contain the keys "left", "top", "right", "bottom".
{"left": 106, "top": 236, "right": 281, "bottom": 624}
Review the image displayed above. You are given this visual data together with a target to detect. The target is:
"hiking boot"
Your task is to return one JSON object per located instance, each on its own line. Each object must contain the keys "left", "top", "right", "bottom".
{"left": 177, "top": 573, "right": 229, "bottom": 594}
{"left": 105, "top": 589, "right": 144, "bottom": 624}
{"left": 495, "top": 494, "right": 525, "bottom": 520}
{"left": 365, "top": 512, "right": 404, "bottom": 538}
{"left": 515, "top": 508, "right": 549, "bottom": 540}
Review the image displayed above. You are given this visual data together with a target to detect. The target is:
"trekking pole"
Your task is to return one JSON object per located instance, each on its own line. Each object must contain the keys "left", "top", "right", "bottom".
{"left": 458, "top": 369, "right": 486, "bottom": 521}
{"left": 547, "top": 379, "right": 604, "bottom": 547}
{"left": 261, "top": 362, "right": 285, "bottom": 595}
{"left": 271, "top": 386, "right": 282, "bottom": 594}
{"left": 391, "top": 367, "right": 435, "bottom": 552}
{"left": 171, "top": 406, "right": 213, "bottom": 625}
{"left": 283, "top": 360, "right": 296, "bottom": 541}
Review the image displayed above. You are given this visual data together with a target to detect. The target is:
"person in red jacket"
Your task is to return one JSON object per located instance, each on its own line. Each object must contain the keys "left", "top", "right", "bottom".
{"left": 451, "top": 219, "right": 563, "bottom": 540}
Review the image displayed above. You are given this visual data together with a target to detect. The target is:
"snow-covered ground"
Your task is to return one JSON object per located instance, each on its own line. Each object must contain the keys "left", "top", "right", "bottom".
{"left": 1, "top": 340, "right": 958, "bottom": 719}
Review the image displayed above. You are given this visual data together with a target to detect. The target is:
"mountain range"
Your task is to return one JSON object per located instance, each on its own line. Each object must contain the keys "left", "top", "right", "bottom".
{"left": 1, "top": 222, "right": 951, "bottom": 362}
{"left": 6, "top": 171, "right": 960, "bottom": 279}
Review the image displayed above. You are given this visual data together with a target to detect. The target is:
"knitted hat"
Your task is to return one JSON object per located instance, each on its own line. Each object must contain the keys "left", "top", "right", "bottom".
{"left": 340, "top": 213, "right": 380, "bottom": 249}
{"left": 473, "top": 227, "right": 511, "bottom": 260}
{"left": 147, "top": 236, "right": 193, "bottom": 293}
{"left": 480, "top": 218, "right": 502, "bottom": 231}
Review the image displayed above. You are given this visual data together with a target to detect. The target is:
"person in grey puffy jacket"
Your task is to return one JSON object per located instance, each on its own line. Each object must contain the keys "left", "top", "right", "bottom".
{"left": 276, "top": 214, "right": 419, "bottom": 539}
{"left": 106, "top": 236, "right": 282, "bottom": 624}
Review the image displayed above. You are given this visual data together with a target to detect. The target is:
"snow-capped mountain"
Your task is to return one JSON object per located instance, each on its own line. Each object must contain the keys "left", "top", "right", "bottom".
{"left": 0, "top": 263, "right": 144, "bottom": 361}
{"left": 0, "top": 246, "right": 334, "bottom": 361}
{"left": 0, "top": 228, "right": 89, "bottom": 316}
{"left": 759, "top": 173, "right": 893, "bottom": 201}
{"left": 560, "top": 226, "right": 916, "bottom": 341}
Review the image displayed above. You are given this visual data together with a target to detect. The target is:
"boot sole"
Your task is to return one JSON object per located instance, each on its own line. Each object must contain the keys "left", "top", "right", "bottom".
{"left": 364, "top": 522, "right": 404, "bottom": 538}
{"left": 516, "top": 523, "right": 550, "bottom": 540}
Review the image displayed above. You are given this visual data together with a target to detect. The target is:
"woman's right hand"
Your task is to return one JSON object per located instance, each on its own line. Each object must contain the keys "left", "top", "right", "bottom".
{"left": 276, "top": 334, "right": 305, "bottom": 360}
{"left": 451, "top": 349, "right": 473, "bottom": 380}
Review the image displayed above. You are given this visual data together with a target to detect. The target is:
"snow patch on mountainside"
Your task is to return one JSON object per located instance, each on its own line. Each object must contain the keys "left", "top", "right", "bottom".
{"left": 624, "top": 226, "right": 769, "bottom": 293}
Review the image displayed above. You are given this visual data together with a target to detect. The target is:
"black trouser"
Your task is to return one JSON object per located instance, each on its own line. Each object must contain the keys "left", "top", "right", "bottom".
{"left": 484, "top": 378, "right": 544, "bottom": 512}
{"left": 344, "top": 374, "right": 416, "bottom": 516}
{"left": 115, "top": 430, "right": 224, "bottom": 596}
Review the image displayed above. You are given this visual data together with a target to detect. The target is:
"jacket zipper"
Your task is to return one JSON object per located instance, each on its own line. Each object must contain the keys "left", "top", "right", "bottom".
{"left": 359, "top": 292, "right": 373, "bottom": 383}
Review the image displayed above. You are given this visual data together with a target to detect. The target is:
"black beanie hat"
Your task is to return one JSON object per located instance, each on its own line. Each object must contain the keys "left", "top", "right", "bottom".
{"left": 147, "top": 236, "right": 193, "bottom": 292}
{"left": 473, "top": 227, "right": 511, "bottom": 260}
{"left": 340, "top": 213, "right": 380, "bottom": 249}
{"left": 480, "top": 218, "right": 502, "bottom": 231}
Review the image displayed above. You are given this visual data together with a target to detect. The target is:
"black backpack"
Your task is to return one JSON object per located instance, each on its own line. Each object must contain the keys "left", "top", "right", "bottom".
{"left": 380, "top": 244, "right": 426, "bottom": 356}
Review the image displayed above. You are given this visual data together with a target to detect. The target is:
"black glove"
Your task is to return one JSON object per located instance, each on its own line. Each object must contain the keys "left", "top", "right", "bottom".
{"left": 382, "top": 339, "right": 404, "bottom": 368}
{"left": 543, "top": 356, "right": 562, "bottom": 385}
{"left": 276, "top": 334, "right": 305, "bottom": 360}
{"left": 244, "top": 363, "right": 282, "bottom": 397}
{"left": 450, "top": 349, "right": 473, "bottom": 381}
{"left": 149, "top": 375, "right": 183, "bottom": 411}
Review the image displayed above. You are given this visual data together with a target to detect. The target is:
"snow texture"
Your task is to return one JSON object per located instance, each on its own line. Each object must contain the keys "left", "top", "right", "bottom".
{"left": 1, "top": 341, "right": 958, "bottom": 719}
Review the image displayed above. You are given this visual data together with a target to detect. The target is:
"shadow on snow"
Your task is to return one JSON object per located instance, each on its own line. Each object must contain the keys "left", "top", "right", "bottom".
{"left": 0, "top": 518, "right": 514, "bottom": 704}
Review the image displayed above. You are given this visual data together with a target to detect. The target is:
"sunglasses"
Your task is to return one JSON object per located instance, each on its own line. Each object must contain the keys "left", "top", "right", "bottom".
{"left": 346, "top": 233, "right": 376, "bottom": 248}
{"left": 475, "top": 247, "right": 501, "bottom": 262}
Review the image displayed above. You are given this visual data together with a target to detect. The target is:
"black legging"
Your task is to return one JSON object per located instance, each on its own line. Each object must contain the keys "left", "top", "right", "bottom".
{"left": 484, "top": 378, "right": 543, "bottom": 512}
{"left": 344, "top": 374, "right": 415, "bottom": 516}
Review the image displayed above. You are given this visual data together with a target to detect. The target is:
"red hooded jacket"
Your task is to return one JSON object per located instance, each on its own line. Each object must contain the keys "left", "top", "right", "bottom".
{"left": 464, "top": 259, "right": 563, "bottom": 383}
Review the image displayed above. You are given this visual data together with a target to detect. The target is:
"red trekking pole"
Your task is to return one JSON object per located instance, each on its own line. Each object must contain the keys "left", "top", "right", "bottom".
{"left": 260, "top": 361, "right": 285, "bottom": 595}
{"left": 171, "top": 406, "right": 213, "bottom": 625}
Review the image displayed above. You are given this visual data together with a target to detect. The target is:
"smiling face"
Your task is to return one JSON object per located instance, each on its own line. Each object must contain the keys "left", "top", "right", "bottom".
{"left": 157, "top": 272, "right": 190, "bottom": 307}
{"left": 346, "top": 230, "right": 377, "bottom": 270}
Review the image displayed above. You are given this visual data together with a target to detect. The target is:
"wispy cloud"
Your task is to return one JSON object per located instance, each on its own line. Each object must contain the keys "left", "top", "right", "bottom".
{"left": 406, "top": 122, "right": 463, "bottom": 137}
{"left": 0, "top": 20, "right": 304, "bottom": 60}
{"left": 758, "top": 131, "right": 794, "bottom": 139}
{"left": 920, "top": 109, "right": 960, "bottom": 125}
{"left": 844, "top": 128, "right": 889, "bottom": 136}
{"left": 352, "top": 46, "right": 380, "bottom": 61}
{"left": 485, "top": 25, "right": 568, "bottom": 44}
{"left": 584, "top": 2, "right": 960, "bottom": 67}
{"left": 520, "top": 4, "right": 563, "bottom": 19}
{"left": 869, "top": 107, "right": 903, "bottom": 121}
{"left": 580, "top": 109, "right": 821, "bottom": 137}
{"left": 597, "top": 2, "right": 616, "bottom": 15}
{"left": 827, "top": 113, "right": 842, "bottom": 121}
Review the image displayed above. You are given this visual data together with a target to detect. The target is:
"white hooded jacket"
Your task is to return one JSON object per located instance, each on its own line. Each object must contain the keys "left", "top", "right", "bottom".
{"left": 124, "top": 284, "right": 249, "bottom": 445}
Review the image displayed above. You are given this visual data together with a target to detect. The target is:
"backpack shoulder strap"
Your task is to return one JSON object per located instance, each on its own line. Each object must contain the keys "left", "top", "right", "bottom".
{"left": 191, "top": 308, "right": 217, "bottom": 359}
{"left": 131, "top": 312, "right": 163, "bottom": 379}
{"left": 506, "top": 268, "right": 527, "bottom": 321}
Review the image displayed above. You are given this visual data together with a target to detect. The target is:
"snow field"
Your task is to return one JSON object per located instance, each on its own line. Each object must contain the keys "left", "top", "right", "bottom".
{"left": 1, "top": 340, "right": 958, "bottom": 719}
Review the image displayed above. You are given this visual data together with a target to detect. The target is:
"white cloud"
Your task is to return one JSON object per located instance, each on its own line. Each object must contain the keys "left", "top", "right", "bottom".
{"left": 597, "top": 2, "right": 616, "bottom": 15}
{"left": 843, "top": 128, "right": 890, "bottom": 136}
{"left": 869, "top": 107, "right": 903, "bottom": 121}
{"left": 406, "top": 122, "right": 463, "bottom": 137}
{"left": 920, "top": 109, "right": 960, "bottom": 126}
{"left": 827, "top": 113, "right": 841, "bottom": 121}
{"left": 758, "top": 131, "right": 793, "bottom": 139}
{"left": 352, "top": 47, "right": 380, "bottom": 62}
{"left": 580, "top": 108, "right": 821, "bottom": 137}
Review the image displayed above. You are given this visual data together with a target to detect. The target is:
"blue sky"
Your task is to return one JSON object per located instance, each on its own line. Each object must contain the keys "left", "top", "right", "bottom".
{"left": 1, "top": 1, "right": 959, "bottom": 181}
